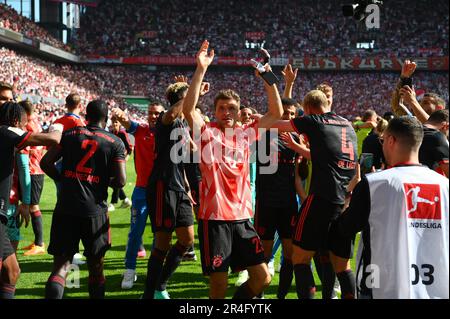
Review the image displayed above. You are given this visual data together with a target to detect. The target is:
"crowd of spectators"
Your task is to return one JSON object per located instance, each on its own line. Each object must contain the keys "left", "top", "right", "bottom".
{"left": 0, "top": 3, "right": 75, "bottom": 53}
{"left": 74, "top": 0, "right": 449, "bottom": 58}
{"left": 1, "top": 47, "right": 448, "bottom": 125}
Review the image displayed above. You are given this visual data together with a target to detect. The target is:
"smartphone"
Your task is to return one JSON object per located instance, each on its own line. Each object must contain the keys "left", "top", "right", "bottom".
{"left": 250, "top": 59, "right": 279, "bottom": 85}
{"left": 359, "top": 153, "right": 374, "bottom": 174}
{"left": 401, "top": 77, "right": 413, "bottom": 88}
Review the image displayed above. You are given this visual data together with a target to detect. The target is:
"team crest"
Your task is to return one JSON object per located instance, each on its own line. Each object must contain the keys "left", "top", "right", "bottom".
{"left": 212, "top": 255, "right": 223, "bottom": 269}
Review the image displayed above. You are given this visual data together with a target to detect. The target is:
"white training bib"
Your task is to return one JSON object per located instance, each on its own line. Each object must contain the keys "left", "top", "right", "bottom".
{"left": 356, "top": 166, "right": 449, "bottom": 299}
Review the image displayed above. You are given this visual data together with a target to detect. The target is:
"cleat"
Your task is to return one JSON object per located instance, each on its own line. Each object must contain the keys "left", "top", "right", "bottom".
{"left": 154, "top": 290, "right": 170, "bottom": 299}
{"left": 120, "top": 198, "right": 131, "bottom": 208}
{"left": 235, "top": 270, "right": 249, "bottom": 287}
{"left": 108, "top": 204, "right": 115, "bottom": 212}
{"left": 23, "top": 243, "right": 46, "bottom": 256}
{"left": 121, "top": 269, "right": 137, "bottom": 289}
{"left": 137, "top": 249, "right": 147, "bottom": 258}
{"left": 182, "top": 251, "right": 197, "bottom": 262}
{"left": 268, "top": 260, "right": 275, "bottom": 277}
{"left": 21, "top": 242, "right": 36, "bottom": 251}
{"left": 72, "top": 253, "right": 85, "bottom": 265}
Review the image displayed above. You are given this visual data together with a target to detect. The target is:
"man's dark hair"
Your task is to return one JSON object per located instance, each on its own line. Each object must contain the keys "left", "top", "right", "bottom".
{"left": 0, "top": 81, "right": 13, "bottom": 92}
{"left": 149, "top": 100, "right": 165, "bottom": 108}
{"left": 86, "top": 100, "right": 108, "bottom": 123}
{"left": 19, "top": 99, "right": 34, "bottom": 116}
{"left": 65, "top": 93, "right": 81, "bottom": 111}
{"left": 0, "top": 102, "right": 25, "bottom": 126}
{"left": 385, "top": 116, "right": 424, "bottom": 151}
{"left": 427, "top": 109, "right": 449, "bottom": 124}
{"left": 383, "top": 111, "right": 395, "bottom": 122}
{"left": 362, "top": 109, "right": 377, "bottom": 122}
{"left": 281, "top": 98, "right": 298, "bottom": 107}
{"left": 214, "top": 89, "right": 241, "bottom": 109}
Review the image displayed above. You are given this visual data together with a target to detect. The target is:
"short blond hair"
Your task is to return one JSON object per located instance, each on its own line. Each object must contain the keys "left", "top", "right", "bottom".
{"left": 317, "top": 83, "right": 333, "bottom": 94}
{"left": 303, "top": 90, "right": 328, "bottom": 110}
{"left": 165, "top": 82, "right": 189, "bottom": 106}
{"left": 376, "top": 118, "right": 389, "bottom": 134}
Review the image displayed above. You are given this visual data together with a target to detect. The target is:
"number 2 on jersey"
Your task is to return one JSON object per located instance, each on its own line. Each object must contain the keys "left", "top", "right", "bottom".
{"left": 76, "top": 140, "right": 98, "bottom": 174}
{"left": 341, "top": 127, "right": 355, "bottom": 161}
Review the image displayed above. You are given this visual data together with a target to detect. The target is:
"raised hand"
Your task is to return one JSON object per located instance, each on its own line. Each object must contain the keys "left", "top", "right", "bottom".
{"left": 196, "top": 40, "right": 215, "bottom": 70}
{"left": 399, "top": 85, "right": 417, "bottom": 106}
{"left": 280, "top": 132, "right": 298, "bottom": 149}
{"left": 200, "top": 82, "right": 210, "bottom": 96}
{"left": 281, "top": 64, "right": 298, "bottom": 84}
{"left": 401, "top": 60, "right": 417, "bottom": 78}
{"left": 111, "top": 107, "right": 127, "bottom": 122}
{"left": 174, "top": 75, "right": 188, "bottom": 83}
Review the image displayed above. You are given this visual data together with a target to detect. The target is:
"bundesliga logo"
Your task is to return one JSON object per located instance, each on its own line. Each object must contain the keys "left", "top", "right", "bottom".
{"left": 404, "top": 183, "right": 442, "bottom": 229}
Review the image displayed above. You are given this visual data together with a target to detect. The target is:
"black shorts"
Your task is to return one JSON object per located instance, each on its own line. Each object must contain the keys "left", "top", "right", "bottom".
{"left": 198, "top": 219, "right": 266, "bottom": 275}
{"left": 48, "top": 212, "right": 111, "bottom": 258}
{"left": 1, "top": 222, "right": 15, "bottom": 262}
{"left": 148, "top": 181, "right": 194, "bottom": 233}
{"left": 30, "top": 174, "right": 45, "bottom": 205}
{"left": 292, "top": 194, "right": 354, "bottom": 259}
{"left": 254, "top": 199, "right": 298, "bottom": 240}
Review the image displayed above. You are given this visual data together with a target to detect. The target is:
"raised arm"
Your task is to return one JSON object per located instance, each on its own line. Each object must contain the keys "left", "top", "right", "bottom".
{"left": 183, "top": 40, "right": 214, "bottom": 131}
{"left": 162, "top": 98, "right": 185, "bottom": 125}
{"left": 255, "top": 65, "right": 283, "bottom": 129}
{"left": 391, "top": 60, "right": 416, "bottom": 117}
{"left": 268, "top": 120, "right": 296, "bottom": 132}
{"left": 399, "top": 85, "right": 430, "bottom": 123}
{"left": 281, "top": 64, "right": 298, "bottom": 99}
{"left": 23, "top": 124, "right": 63, "bottom": 147}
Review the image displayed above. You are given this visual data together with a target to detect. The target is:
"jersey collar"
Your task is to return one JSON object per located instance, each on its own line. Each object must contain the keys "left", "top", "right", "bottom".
{"left": 65, "top": 113, "right": 81, "bottom": 119}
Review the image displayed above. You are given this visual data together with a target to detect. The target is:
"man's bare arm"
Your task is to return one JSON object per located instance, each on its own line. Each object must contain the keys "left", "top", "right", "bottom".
{"left": 391, "top": 60, "right": 417, "bottom": 116}
{"left": 110, "top": 161, "right": 126, "bottom": 188}
{"left": 40, "top": 146, "right": 63, "bottom": 181}
{"left": 281, "top": 64, "right": 298, "bottom": 99}
{"left": 400, "top": 85, "right": 429, "bottom": 123}
{"left": 23, "top": 124, "right": 62, "bottom": 147}
{"left": 183, "top": 40, "right": 214, "bottom": 131}
{"left": 256, "top": 65, "right": 283, "bottom": 129}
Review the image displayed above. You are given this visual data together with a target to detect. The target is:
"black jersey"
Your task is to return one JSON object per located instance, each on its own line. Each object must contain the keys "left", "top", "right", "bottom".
{"left": 291, "top": 112, "right": 358, "bottom": 204}
{"left": 55, "top": 125, "right": 125, "bottom": 216}
{"left": 362, "top": 132, "right": 385, "bottom": 169}
{"left": 419, "top": 126, "right": 449, "bottom": 171}
{"left": 0, "top": 126, "right": 30, "bottom": 223}
{"left": 148, "top": 113, "right": 190, "bottom": 192}
{"left": 256, "top": 130, "right": 298, "bottom": 206}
